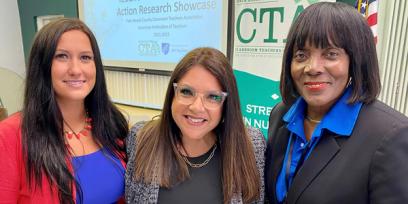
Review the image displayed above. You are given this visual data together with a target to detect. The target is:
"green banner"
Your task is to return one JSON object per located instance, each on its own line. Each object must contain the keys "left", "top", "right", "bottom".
{"left": 233, "top": 0, "right": 335, "bottom": 137}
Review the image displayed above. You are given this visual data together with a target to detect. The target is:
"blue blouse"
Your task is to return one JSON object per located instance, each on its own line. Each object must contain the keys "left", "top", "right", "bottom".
{"left": 72, "top": 148, "right": 125, "bottom": 204}
{"left": 275, "top": 87, "right": 362, "bottom": 202}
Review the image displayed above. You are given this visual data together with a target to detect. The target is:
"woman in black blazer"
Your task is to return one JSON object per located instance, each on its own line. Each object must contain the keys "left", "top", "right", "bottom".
{"left": 265, "top": 2, "right": 408, "bottom": 204}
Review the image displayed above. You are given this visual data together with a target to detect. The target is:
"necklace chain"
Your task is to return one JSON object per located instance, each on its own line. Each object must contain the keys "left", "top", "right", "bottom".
{"left": 181, "top": 143, "right": 217, "bottom": 168}
{"left": 305, "top": 115, "right": 321, "bottom": 123}
{"left": 63, "top": 115, "right": 92, "bottom": 139}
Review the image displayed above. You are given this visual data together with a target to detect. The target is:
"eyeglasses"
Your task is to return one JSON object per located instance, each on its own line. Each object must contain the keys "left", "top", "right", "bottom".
{"left": 173, "top": 83, "right": 228, "bottom": 109}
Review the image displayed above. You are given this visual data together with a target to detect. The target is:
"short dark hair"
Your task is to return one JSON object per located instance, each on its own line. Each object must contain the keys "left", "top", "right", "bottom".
{"left": 280, "top": 2, "right": 381, "bottom": 104}
{"left": 23, "top": 18, "right": 128, "bottom": 203}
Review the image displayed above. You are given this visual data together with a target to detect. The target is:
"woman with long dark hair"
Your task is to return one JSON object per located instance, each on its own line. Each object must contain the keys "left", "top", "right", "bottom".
{"left": 125, "top": 47, "right": 265, "bottom": 204}
{"left": 0, "top": 18, "right": 128, "bottom": 203}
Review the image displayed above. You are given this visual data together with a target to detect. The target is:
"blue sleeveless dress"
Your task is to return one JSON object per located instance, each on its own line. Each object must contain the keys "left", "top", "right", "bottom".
{"left": 72, "top": 148, "right": 125, "bottom": 204}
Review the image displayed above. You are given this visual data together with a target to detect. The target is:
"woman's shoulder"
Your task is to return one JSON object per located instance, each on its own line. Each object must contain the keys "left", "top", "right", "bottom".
{"left": 0, "top": 112, "right": 22, "bottom": 128}
{"left": 246, "top": 126, "right": 266, "bottom": 146}
{"left": 359, "top": 100, "right": 408, "bottom": 141}
{"left": 362, "top": 100, "right": 408, "bottom": 125}
{"left": 357, "top": 101, "right": 408, "bottom": 137}
{"left": 126, "top": 121, "right": 147, "bottom": 154}
{"left": 246, "top": 126, "right": 266, "bottom": 157}
{"left": 0, "top": 113, "right": 22, "bottom": 143}
{"left": 129, "top": 121, "right": 147, "bottom": 137}
{"left": 126, "top": 120, "right": 159, "bottom": 153}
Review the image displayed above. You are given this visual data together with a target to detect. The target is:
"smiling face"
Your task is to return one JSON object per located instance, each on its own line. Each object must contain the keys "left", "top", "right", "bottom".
{"left": 291, "top": 42, "right": 350, "bottom": 116}
{"left": 171, "top": 65, "right": 223, "bottom": 145}
{"left": 51, "top": 30, "right": 96, "bottom": 104}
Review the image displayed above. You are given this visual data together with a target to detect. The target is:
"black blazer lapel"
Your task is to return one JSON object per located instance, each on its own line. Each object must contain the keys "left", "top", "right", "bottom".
{"left": 265, "top": 102, "right": 290, "bottom": 203}
{"left": 266, "top": 126, "right": 290, "bottom": 203}
{"left": 286, "top": 135, "right": 340, "bottom": 203}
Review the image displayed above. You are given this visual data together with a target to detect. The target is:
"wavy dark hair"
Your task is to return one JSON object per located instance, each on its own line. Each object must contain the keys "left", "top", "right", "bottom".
{"left": 133, "top": 47, "right": 261, "bottom": 203}
{"left": 22, "top": 18, "right": 128, "bottom": 204}
{"left": 280, "top": 2, "right": 381, "bottom": 105}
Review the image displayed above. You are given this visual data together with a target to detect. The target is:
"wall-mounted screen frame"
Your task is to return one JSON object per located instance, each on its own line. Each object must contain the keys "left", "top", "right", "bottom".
{"left": 78, "top": 0, "right": 229, "bottom": 71}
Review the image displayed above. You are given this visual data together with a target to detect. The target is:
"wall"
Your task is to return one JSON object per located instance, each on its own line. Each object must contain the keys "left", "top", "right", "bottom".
{"left": 0, "top": 1, "right": 25, "bottom": 77}
{"left": 337, "top": 0, "right": 355, "bottom": 6}
{"left": 377, "top": 0, "right": 408, "bottom": 115}
{"left": 17, "top": 0, "right": 78, "bottom": 60}
{"left": 0, "top": 1, "right": 25, "bottom": 115}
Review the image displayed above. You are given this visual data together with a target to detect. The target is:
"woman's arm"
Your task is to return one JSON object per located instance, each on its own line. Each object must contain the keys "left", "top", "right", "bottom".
{"left": 248, "top": 127, "right": 266, "bottom": 203}
{"left": 369, "top": 122, "right": 408, "bottom": 203}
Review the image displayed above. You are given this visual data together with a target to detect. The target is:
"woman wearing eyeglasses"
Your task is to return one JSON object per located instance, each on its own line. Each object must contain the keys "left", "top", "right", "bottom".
{"left": 125, "top": 47, "right": 265, "bottom": 203}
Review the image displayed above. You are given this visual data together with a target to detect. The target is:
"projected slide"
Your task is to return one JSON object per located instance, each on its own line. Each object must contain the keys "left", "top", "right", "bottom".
{"left": 78, "top": 0, "right": 228, "bottom": 71}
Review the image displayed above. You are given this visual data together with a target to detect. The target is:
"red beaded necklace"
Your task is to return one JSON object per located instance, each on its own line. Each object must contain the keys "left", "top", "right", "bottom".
{"left": 63, "top": 116, "right": 92, "bottom": 139}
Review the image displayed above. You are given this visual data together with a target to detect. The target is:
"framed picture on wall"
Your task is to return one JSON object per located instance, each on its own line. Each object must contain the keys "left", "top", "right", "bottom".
{"left": 35, "top": 15, "right": 64, "bottom": 31}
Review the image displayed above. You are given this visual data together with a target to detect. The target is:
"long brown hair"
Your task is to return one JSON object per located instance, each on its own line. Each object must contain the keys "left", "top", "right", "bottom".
{"left": 133, "top": 47, "right": 260, "bottom": 203}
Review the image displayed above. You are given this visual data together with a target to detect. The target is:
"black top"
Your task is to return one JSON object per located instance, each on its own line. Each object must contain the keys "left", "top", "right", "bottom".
{"left": 158, "top": 144, "right": 222, "bottom": 204}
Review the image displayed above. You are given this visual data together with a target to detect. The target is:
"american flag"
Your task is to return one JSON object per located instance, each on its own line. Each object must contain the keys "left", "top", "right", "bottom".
{"left": 355, "top": 0, "right": 378, "bottom": 43}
